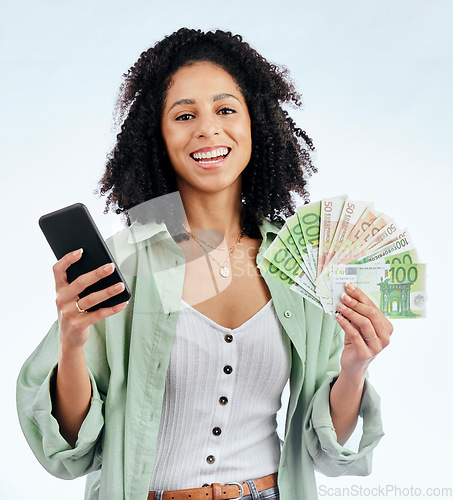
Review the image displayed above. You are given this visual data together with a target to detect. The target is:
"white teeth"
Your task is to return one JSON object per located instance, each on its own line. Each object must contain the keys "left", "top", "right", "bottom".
{"left": 196, "top": 157, "right": 225, "bottom": 165}
{"left": 192, "top": 147, "right": 229, "bottom": 160}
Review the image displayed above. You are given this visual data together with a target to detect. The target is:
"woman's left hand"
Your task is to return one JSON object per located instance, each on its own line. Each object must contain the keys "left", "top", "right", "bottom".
{"left": 336, "top": 282, "right": 393, "bottom": 376}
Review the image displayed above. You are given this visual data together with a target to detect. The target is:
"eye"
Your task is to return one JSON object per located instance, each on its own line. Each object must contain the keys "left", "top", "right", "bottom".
{"left": 175, "top": 113, "right": 195, "bottom": 121}
{"left": 218, "top": 107, "right": 236, "bottom": 115}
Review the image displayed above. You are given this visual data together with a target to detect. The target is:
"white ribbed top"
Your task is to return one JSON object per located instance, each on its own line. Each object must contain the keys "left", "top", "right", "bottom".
{"left": 149, "top": 298, "right": 291, "bottom": 490}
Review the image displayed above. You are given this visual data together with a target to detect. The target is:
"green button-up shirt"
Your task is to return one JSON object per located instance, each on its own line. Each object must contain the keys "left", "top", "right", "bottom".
{"left": 17, "top": 218, "right": 384, "bottom": 500}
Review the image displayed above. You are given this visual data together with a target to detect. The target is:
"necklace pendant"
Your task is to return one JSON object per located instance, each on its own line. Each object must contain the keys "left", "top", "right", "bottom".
{"left": 219, "top": 266, "right": 230, "bottom": 278}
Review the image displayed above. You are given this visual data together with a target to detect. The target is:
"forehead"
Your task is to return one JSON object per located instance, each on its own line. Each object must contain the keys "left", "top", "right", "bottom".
{"left": 165, "top": 61, "right": 244, "bottom": 101}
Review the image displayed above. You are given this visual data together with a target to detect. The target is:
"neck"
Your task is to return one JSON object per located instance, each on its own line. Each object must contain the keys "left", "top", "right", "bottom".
{"left": 179, "top": 186, "right": 244, "bottom": 243}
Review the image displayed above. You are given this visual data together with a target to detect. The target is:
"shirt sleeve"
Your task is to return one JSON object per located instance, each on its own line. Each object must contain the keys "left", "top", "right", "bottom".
{"left": 303, "top": 325, "right": 385, "bottom": 477}
{"left": 16, "top": 319, "right": 107, "bottom": 479}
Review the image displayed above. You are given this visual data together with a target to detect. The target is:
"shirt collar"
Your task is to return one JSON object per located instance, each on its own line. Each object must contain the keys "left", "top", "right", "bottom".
{"left": 256, "top": 218, "right": 282, "bottom": 264}
{"left": 127, "top": 219, "right": 169, "bottom": 244}
{"left": 126, "top": 215, "right": 281, "bottom": 245}
{"left": 259, "top": 218, "right": 281, "bottom": 239}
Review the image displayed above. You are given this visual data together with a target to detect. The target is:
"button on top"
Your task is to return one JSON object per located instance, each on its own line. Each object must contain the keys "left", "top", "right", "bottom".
{"left": 284, "top": 310, "right": 292, "bottom": 318}
{"left": 219, "top": 396, "right": 228, "bottom": 405}
{"left": 206, "top": 455, "right": 215, "bottom": 464}
{"left": 224, "top": 334, "right": 233, "bottom": 343}
{"left": 223, "top": 365, "right": 233, "bottom": 375}
{"left": 212, "top": 427, "right": 222, "bottom": 436}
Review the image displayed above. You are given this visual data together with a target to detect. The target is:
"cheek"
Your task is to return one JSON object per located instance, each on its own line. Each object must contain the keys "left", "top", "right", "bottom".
{"left": 162, "top": 125, "right": 184, "bottom": 158}
{"left": 242, "top": 113, "right": 252, "bottom": 139}
{"left": 240, "top": 123, "right": 252, "bottom": 157}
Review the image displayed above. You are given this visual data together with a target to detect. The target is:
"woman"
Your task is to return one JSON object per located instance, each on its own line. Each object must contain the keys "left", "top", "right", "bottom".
{"left": 17, "top": 29, "right": 391, "bottom": 500}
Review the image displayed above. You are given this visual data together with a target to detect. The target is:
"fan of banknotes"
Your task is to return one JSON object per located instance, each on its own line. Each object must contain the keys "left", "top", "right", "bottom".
{"left": 258, "top": 195, "right": 426, "bottom": 318}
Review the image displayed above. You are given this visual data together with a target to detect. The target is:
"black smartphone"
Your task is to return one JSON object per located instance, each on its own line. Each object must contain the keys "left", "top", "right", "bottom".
{"left": 39, "top": 203, "right": 131, "bottom": 311}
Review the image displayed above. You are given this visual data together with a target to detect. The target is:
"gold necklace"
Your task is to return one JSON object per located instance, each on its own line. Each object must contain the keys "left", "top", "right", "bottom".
{"left": 183, "top": 225, "right": 245, "bottom": 278}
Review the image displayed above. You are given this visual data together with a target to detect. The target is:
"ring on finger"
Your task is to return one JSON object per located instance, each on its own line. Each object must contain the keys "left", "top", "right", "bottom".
{"left": 363, "top": 334, "right": 378, "bottom": 341}
{"left": 75, "top": 299, "right": 87, "bottom": 313}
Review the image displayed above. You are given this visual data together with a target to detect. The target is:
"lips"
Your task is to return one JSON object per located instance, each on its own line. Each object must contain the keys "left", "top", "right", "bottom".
{"left": 190, "top": 147, "right": 231, "bottom": 165}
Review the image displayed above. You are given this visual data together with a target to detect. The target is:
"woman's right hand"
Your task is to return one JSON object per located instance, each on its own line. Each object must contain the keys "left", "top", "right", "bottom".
{"left": 53, "top": 248, "right": 128, "bottom": 350}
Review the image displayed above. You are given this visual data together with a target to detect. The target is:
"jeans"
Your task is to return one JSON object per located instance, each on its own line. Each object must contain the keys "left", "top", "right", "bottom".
{"left": 152, "top": 478, "right": 280, "bottom": 500}
{"left": 242, "top": 479, "right": 280, "bottom": 499}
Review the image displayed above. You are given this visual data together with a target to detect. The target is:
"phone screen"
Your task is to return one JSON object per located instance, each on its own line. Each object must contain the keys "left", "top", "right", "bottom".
{"left": 39, "top": 203, "right": 131, "bottom": 311}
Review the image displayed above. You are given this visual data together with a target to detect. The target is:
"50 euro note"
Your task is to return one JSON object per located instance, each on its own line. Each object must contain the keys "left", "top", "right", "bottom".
{"left": 349, "top": 220, "right": 401, "bottom": 262}
{"left": 351, "top": 230, "right": 419, "bottom": 265}
{"left": 332, "top": 207, "right": 381, "bottom": 264}
{"left": 314, "top": 199, "right": 371, "bottom": 299}
{"left": 337, "top": 213, "right": 393, "bottom": 264}
{"left": 324, "top": 199, "right": 371, "bottom": 269}
{"left": 318, "top": 195, "right": 346, "bottom": 275}
{"left": 317, "top": 207, "right": 395, "bottom": 307}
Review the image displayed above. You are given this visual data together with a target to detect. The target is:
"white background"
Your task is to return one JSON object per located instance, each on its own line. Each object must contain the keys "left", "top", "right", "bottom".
{"left": 1, "top": 1, "right": 452, "bottom": 498}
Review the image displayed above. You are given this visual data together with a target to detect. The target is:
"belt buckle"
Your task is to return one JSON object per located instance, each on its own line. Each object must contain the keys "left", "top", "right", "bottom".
{"left": 226, "top": 482, "right": 244, "bottom": 500}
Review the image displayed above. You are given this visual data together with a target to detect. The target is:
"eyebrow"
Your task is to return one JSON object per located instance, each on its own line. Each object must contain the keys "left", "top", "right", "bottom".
{"left": 167, "top": 93, "right": 240, "bottom": 114}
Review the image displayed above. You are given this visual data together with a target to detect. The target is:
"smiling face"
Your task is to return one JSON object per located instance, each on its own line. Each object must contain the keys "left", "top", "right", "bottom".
{"left": 161, "top": 61, "right": 252, "bottom": 197}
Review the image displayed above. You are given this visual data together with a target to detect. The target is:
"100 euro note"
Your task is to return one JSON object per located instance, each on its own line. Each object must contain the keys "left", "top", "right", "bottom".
{"left": 260, "top": 202, "right": 329, "bottom": 311}
{"left": 351, "top": 230, "right": 418, "bottom": 265}
{"left": 352, "top": 230, "right": 425, "bottom": 318}
{"left": 331, "top": 263, "right": 390, "bottom": 314}
{"left": 257, "top": 257, "right": 321, "bottom": 307}
{"left": 296, "top": 201, "right": 321, "bottom": 279}
{"left": 257, "top": 195, "right": 426, "bottom": 319}
{"left": 261, "top": 233, "right": 317, "bottom": 300}
{"left": 382, "top": 261, "right": 426, "bottom": 318}
{"left": 316, "top": 218, "right": 397, "bottom": 300}
{"left": 317, "top": 216, "right": 400, "bottom": 304}
{"left": 332, "top": 260, "right": 426, "bottom": 318}
{"left": 276, "top": 220, "right": 312, "bottom": 279}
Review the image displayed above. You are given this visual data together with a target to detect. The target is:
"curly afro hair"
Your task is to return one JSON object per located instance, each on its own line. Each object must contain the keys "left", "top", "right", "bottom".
{"left": 99, "top": 28, "right": 316, "bottom": 238}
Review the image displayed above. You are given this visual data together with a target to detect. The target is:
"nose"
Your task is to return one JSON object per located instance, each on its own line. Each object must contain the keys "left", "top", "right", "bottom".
{"left": 195, "top": 113, "right": 220, "bottom": 138}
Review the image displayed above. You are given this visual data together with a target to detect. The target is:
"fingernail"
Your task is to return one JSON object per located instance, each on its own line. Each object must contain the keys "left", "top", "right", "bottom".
{"left": 337, "top": 303, "right": 346, "bottom": 311}
{"left": 114, "top": 282, "right": 125, "bottom": 291}
{"left": 73, "top": 248, "right": 83, "bottom": 256}
{"left": 346, "top": 283, "right": 355, "bottom": 291}
{"left": 343, "top": 293, "right": 352, "bottom": 303}
{"left": 104, "top": 263, "right": 115, "bottom": 272}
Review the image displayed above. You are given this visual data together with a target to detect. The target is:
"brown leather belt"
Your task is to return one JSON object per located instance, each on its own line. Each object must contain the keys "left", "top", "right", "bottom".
{"left": 147, "top": 472, "right": 277, "bottom": 500}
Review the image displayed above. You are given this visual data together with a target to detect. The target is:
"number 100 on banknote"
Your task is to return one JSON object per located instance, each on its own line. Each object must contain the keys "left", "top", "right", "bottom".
{"left": 258, "top": 195, "right": 426, "bottom": 319}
